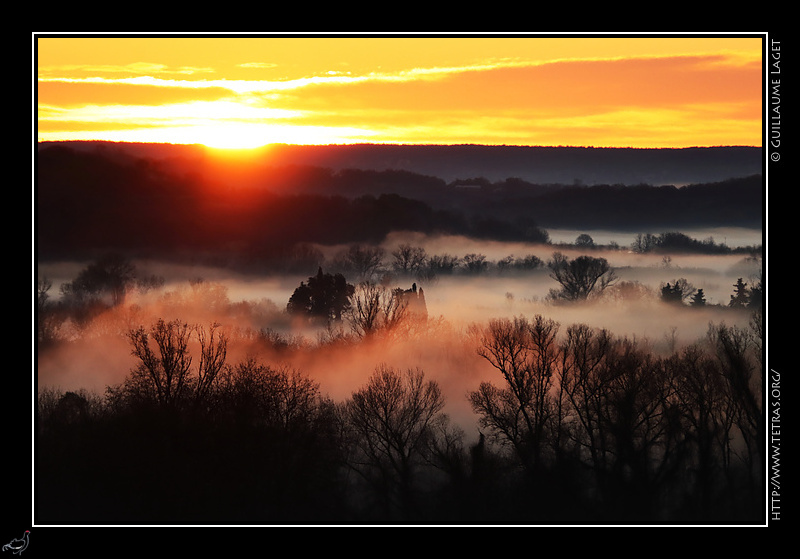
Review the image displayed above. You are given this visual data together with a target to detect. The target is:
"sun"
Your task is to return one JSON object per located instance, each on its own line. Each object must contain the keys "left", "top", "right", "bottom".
{"left": 193, "top": 121, "right": 377, "bottom": 149}
{"left": 195, "top": 123, "right": 274, "bottom": 150}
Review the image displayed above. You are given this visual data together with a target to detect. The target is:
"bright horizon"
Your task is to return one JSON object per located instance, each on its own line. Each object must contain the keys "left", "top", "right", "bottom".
{"left": 35, "top": 33, "right": 765, "bottom": 150}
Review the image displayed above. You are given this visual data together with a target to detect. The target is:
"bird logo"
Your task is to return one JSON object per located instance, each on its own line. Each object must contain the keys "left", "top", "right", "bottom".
{"left": 2, "top": 531, "right": 29, "bottom": 555}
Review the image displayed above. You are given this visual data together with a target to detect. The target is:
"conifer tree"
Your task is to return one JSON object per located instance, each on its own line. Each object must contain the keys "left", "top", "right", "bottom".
{"left": 690, "top": 288, "right": 707, "bottom": 307}
{"left": 729, "top": 278, "right": 749, "bottom": 308}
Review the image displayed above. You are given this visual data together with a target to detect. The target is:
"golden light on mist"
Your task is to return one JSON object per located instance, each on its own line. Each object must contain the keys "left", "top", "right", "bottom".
{"left": 35, "top": 34, "right": 765, "bottom": 149}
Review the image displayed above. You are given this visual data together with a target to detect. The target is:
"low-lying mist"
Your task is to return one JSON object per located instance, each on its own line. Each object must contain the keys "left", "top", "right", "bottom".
{"left": 36, "top": 230, "right": 762, "bottom": 437}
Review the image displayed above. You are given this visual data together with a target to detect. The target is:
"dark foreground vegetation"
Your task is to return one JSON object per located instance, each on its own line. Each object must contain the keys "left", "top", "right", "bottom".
{"left": 35, "top": 317, "right": 764, "bottom": 525}
{"left": 36, "top": 254, "right": 764, "bottom": 525}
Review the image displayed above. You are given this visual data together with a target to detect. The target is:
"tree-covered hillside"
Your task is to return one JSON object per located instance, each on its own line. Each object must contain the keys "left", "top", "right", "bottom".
{"left": 36, "top": 143, "right": 762, "bottom": 263}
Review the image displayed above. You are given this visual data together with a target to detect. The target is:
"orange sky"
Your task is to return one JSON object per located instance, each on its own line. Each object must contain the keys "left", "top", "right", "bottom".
{"left": 35, "top": 34, "right": 765, "bottom": 149}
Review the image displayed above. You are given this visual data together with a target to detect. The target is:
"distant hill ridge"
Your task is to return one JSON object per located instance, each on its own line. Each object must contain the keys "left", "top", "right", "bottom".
{"left": 36, "top": 142, "right": 762, "bottom": 262}
{"left": 38, "top": 141, "right": 763, "bottom": 186}
{"left": 264, "top": 144, "right": 763, "bottom": 186}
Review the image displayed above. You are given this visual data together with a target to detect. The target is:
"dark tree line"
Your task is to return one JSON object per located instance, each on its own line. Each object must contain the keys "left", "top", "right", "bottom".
{"left": 35, "top": 317, "right": 452, "bottom": 524}
{"left": 631, "top": 231, "right": 761, "bottom": 255}
{"left": 37, "top": 304, "right": 764, "bottom": 525}
{"left": 243, "top": 143, "right": 762, "bottom": 187}
{"left": 37, "top": 250, "right": 761, "bottom": 353}
{"left": 496, "top": 175, "right": 763, "bottom": 230}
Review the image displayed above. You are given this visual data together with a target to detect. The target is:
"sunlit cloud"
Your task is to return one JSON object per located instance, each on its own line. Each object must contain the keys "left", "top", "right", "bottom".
{"left": 36, "top": 37, "right": 764, "bottom": 148}
{"left": 38, "top": 62, "right": 214, "bottom": 77}
{"left": 37, "top": 63, "right": 468, "bottom": 95}
{"left": 39, "top": 100, "right": 300, "bottom": 123}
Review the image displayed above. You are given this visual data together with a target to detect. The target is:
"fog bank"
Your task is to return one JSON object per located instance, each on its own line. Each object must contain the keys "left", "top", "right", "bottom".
{"left": 37, "top": 231, "right": 761, "bottom": 437}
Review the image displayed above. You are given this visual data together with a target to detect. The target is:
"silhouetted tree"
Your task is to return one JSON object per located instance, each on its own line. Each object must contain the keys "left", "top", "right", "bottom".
{"left": 346, "top": 282, "right": 409, "bottom": 339}
{"left": 122, "top": 319, "right": 228, "bottom": 411}
{"left": 547, "top": 252, "right": 618, "bottom": 301}
{"left": 341, "top": 365, "right": 447, "bottom": 521}
{"left": 690, "top": 288, "right": 707, "bottom": 307}
{"left": 727, "top": 275, "right": 762, "bottom": 310}
{"left": 469, "top": 315, "right": 560, "bottom": 473}
{"left": 287, "top": 268, "right": 355, "bottom": 323}
{"left": 729, "top": 278, "right": 749, "bottom": 308}
{"left": 37, "top": 277, "right": 52, "bottom": 310}
{"left": 557, "top": 324, "right": 615, "bottom": 491}
{"left": 605, "top": 280, "right": 653, "bottom": 303}
{"left": 630, "top": 231, "right": 739, "bottom": 255}
{"left": 60, "top": 253, "right": 137, "bottom": 306}
{"left": 136, "top": 273, "right": 166, "bottom": 294}
{"left": 125, "top": 319, "right": 193, "bottom": 409}
{"left": 574, "top": 233, "right": 595, "bottom": 248}
{"left": 747, "top": 275, "right": 763, "bottom": 309}
{"left": 193, "top": 322, "right": 228, "bottom": 408}
{"left": 287, "top": 282, "right": 313, "bottom": 315}
{"left": 661, "top": 278, "right": 695, "bottom": 305}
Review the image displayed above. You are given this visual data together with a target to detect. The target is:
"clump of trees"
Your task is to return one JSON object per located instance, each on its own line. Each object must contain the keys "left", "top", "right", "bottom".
{"left": 730, "top": 277, "right": 762, "bottom": 309}
{"left": 660, "top": 278, "right": 696, "bottom": 305}
{"left": 468, "top": 313, "right": 763, "bottom": 523}
{"left": 37, "top": 316, "right": 456, "bottom": 523}
{"left": 37, "top": 254, "right": 165, "bottom": 345}
{"left": 632, "top": 231, "right": 744, "bottom": 254}
{"left": 59, "top": 253, "right": 166, "bottom": 306}
{"left": 660, "top": 275, "right": 763, "bottom": 310}
{"left": 286, "top": 266, "right": 428, "bottom": 342}
{"left": 286, "top": 267, "right": 355, "bottom": 323}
